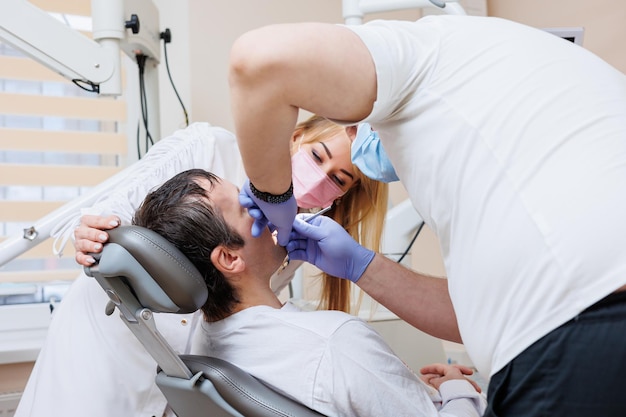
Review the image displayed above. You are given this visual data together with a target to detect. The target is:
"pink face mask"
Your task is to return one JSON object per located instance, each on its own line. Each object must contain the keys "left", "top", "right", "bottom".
{"left": 292, "top": 149, "right": 344, "bottom": 209}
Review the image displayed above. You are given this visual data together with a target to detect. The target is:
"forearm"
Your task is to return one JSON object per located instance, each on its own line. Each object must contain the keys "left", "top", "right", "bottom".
{"left": 357, "top": 254, "right": 461, "bottom": 342}
{"left": 229, "top": 58, "right": 296, "bottom": 194}
{"left": 228, "top": 22, "right": 376, "bottom": 194}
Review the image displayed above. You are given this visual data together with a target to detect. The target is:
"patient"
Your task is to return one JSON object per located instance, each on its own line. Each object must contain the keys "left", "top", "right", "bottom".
{"left": 132, "top": 168, "right": 486, "bottom": 417}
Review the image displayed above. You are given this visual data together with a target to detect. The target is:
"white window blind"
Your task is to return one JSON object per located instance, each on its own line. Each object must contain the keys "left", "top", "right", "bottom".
{"left": 0, "top": 0, "right": 129, "bottom": 298}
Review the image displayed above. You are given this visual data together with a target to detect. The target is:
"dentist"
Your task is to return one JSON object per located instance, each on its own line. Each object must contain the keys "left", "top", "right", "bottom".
{"left": 230, "top": 15, "right": 626, "bottom": 417}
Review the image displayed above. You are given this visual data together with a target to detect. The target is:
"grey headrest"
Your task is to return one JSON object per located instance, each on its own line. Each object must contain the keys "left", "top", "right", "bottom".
{"left": 89, "top": 225, "right": 208, "bottom": 313}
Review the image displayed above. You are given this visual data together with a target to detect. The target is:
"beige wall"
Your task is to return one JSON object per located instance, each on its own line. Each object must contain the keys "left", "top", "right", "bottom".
{"left": 187, "top": 0, "right": 421, "bottom": 133}
{"left": 488, "top": 0, "right": 626, "bottom": 74}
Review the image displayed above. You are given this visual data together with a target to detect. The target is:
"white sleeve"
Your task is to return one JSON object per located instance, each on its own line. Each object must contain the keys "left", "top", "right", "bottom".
{"left": 314, "top": 320, "right": 483, "bottom": 417}
{"left": 438, "top": 380, "right": 487, "bottom": 417}
{"left": 344, "top": 20, "right": 440, "bottom": 123}
{"left": 50, "top": 123, "right": 244, "bottom": 255}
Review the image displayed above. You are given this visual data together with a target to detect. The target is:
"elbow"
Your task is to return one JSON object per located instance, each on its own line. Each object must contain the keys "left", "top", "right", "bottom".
{"left": 228, "top": 32, "right": 255, "bottom": 88}
{"left": 229, "top": 28, "right": 277, "bottom": 90}
{"left": 229, "top": 24, "right": 299, "bottom": 91}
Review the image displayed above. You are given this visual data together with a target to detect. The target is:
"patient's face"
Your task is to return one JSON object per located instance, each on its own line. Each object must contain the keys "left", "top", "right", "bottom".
{"left": 196, "top": 177, "right": 287, "bottom": 272}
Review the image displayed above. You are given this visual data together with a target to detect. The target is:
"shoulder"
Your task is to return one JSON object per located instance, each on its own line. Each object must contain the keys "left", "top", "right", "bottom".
{"left": 277, "top": 304, "right": 371, "bottom": 338}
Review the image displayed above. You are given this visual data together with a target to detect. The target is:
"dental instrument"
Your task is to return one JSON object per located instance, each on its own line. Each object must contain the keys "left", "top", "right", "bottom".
{"left": 276, "top": 205, "right": 333, "bottom": 275}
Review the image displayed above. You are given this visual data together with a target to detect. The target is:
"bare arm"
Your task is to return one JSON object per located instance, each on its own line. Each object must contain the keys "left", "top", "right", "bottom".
{"left": 358, "top": 254, "right": 462, "bottom": 343}
{"left": 228, "top": 22, "right": 377, "bottom": 194}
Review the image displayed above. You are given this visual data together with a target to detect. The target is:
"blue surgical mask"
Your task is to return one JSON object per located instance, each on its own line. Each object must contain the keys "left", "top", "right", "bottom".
{"left": 351, "top": 123, "right": 399, "bottom": 183}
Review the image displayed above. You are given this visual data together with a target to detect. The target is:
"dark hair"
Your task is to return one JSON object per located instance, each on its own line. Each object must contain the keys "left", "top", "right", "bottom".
{"left": 132, "top": 169, "right": 245, "bottom": 321}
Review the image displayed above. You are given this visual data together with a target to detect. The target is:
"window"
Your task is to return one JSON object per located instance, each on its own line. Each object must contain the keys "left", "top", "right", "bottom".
{"left": 0, "top": 0, "right": 128, "bottom": 304}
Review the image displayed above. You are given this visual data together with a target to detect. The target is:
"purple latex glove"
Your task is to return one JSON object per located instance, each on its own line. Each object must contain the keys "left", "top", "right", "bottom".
{"left": 287, "top": 214, "right": 375, "bottom": 283}
{"left": 240, "top": 179, "right": 297, "bottom": 246}
{"left": 238, "top": 185, "right": 269, "bottom": 237}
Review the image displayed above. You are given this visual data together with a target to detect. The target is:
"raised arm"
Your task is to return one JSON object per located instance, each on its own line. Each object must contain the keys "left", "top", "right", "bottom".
{"left": 228, "top": 22, "right": 377, "bottom": 195}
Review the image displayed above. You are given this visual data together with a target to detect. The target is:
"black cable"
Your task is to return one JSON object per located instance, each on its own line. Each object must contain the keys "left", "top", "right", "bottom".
{"left": 135, "top": 122, "right": 141, "bottom": 160}
{"left": 72, "top": 79, "right": 99, "bottom": 93}
{"left": 139, "top": 55, "right": 154, "bottom": 147}
{"left": 135, "top": 53, "right": 154, "bottom": 159}
{"left": 396, "top": 221, "right": 424, "bottom": 264}
{"left": 161, "top": 28, "right": 189, "bottom": 127}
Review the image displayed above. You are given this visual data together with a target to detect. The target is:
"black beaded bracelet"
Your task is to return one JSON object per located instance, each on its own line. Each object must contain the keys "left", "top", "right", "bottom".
{"left": 249, "top": 181, "right": 294, "bottom": 204}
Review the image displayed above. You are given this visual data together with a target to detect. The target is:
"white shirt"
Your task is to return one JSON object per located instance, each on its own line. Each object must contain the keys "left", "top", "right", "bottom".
{"left": 192, "top": 302, "right": 486, "bottom": 417}
{"left": 347, "top": 16, "right": 626, "bottom": 376}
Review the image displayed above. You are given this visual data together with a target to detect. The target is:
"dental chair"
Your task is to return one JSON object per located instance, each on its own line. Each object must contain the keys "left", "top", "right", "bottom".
{"left": 84, "top": 225, "right": 325, "bottom": 417}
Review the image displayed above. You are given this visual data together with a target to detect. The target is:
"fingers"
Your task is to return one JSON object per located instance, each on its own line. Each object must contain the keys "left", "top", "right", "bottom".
{"left": 275, "top": 226, "right": 291, "bottom": 247}
{"left": 466, "top": 377, "right": 482, "bottom": 393}
{"left": 247, "top": 207, "right": 265, "bottom": 220}
{"left": 420, "top": 373, "right": 439, "bottom": 386}
{"left": 73, "top": 215, "right": 121, "bottom": 266}
{"left": 286, "top": 244, "right": 307, "bottom": 262}
{"left": 419, "top": 363, "right": 482, "bottom": 393}
{"left": 452, "top": 364, "right": 474, "bottom": 376}
{"left": 75, "top": 251, "right": 96, "bottom": 267}
{"left": 238, "top": 182, "right": 254, "bottom": 204}
{"left": 291, "top": 216, "right": 323, "bottom": 240}
{"left": 73, "top": 218, "right": 119, "bottom": 250}
{"left": 419, "top": 363, "right": 448, "bottom": 376}
{"left": 251, "top": 218, "right": 269, "bottom": 237}
{"left": 238, "top": 191, "right": 256, "bottom": 208}
{"left": 80, "top": 214, "right": 121, "bottom": 230}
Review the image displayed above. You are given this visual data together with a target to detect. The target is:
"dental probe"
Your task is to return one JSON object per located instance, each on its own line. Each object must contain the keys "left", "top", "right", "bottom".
{"left": 276, "top": 205, "right": 333, "bottom": 275}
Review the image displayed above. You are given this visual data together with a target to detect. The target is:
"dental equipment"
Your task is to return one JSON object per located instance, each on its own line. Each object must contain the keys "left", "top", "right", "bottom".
{"left": 302, "top": 205, "right": 334, "bottom": 224}
{"left": 342, "top": 0, "right": 466, "bottom": 25}
{"left": 0, "top": 0, "right": 162, "bottom": 143}
{"left": 0, "top": 0, "right": 160, "bottom": 97}
{"left": 276, "top": 205, "right": 333, "bottom": 275}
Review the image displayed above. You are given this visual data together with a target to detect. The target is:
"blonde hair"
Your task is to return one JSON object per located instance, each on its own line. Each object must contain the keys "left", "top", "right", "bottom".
{"left": 294, "top": 115, "right": 389, "bottom": 314}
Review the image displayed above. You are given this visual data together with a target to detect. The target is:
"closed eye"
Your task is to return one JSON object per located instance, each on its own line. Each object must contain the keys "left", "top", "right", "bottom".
{"left": 333, "top": 175, "right": 346, "bottom": 187}
{"left": 311, "top": 149, "right": 323, "bottom": 163}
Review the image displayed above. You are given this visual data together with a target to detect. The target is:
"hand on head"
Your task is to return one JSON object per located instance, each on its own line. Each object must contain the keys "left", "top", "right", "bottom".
{"left": 73, "top": 214, "right": 121, "bottom": 266}
{"left": 420, "top": 363, "right": 482, "bottom": 393}
{"left": 286, "top": 214, "right": 374, "bottom": 283}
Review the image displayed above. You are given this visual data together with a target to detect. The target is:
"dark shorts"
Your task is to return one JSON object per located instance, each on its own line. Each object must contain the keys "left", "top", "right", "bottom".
{"left": 484, "top": 290, "right": 626, "bottom": 417}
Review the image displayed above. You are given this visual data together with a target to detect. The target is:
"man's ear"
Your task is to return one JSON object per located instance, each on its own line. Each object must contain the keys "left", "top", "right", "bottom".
{"left": 210, "top": 245, "right": 245, "bottom": 275}
{"left": 345, "top": 125, "right": 357, "bottom": 143}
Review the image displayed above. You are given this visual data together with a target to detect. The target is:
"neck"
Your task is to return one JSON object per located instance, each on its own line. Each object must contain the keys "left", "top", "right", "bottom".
{"left": 229, "top": 273, "right": 283, "bottom": 315}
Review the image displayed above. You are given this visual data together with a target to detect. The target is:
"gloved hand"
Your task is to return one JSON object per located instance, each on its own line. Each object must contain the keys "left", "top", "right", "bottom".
{"left": 238, "top": 185, "right": 269, "bottom": 237}
{"left": 287, "top": 214, "right": 375, "bottom": 283}
{"left": 239, "top": 179, "right": 298, "bottom": 246}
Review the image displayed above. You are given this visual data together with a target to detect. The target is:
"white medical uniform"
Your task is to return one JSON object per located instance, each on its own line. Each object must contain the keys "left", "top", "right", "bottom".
{"left": 347, "top": 16, "right": 626, "bottom": 376}
{"left": 15, "top": 124, "right": 246, "bottom": 417}
{"left": 192, "top": 302, "right": 486, "bottom": 417}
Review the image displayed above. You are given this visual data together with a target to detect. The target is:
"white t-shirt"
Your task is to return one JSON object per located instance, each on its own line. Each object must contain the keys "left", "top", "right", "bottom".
{"left": 192, "top": 302, "right": 486, "bottom": 417}
{"left": 347, "top": 16, "right": 626, "bottom": 376}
